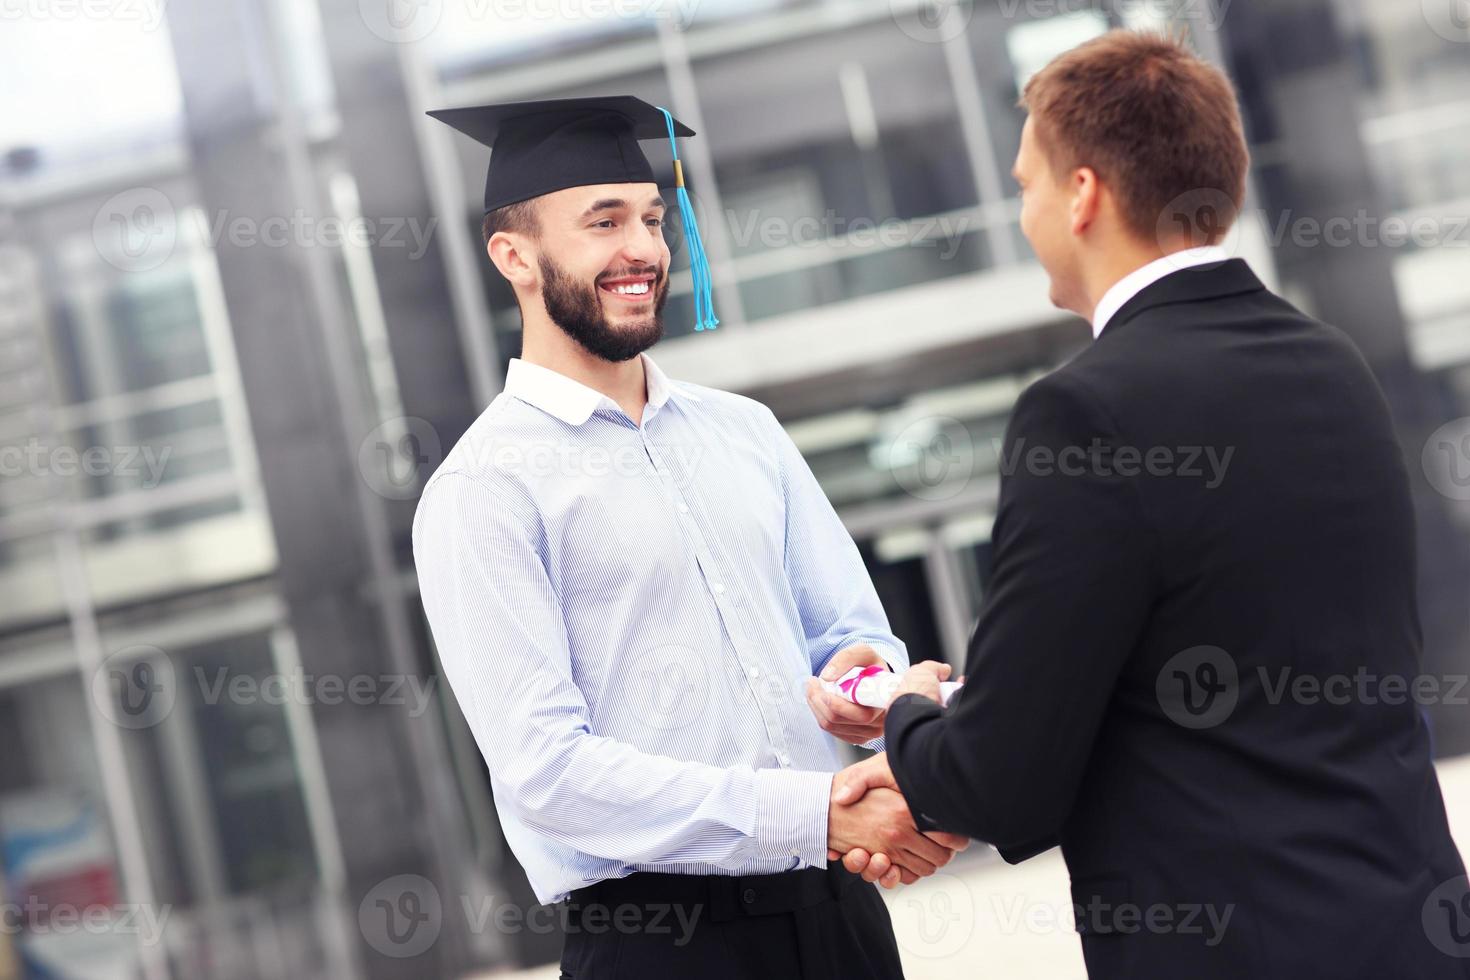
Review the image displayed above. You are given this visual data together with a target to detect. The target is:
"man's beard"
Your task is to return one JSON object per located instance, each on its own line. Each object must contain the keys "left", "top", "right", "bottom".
{"left": 539, "top": 254, "right": 668, "bottom": 363}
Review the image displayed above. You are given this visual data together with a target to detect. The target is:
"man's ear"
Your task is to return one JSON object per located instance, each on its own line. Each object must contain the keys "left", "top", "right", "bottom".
{"left": 1069, "top": 166, "right": 1101, "bottom": 238}
{"left": 487, "top": 231, "right": 537, "bottom": 290}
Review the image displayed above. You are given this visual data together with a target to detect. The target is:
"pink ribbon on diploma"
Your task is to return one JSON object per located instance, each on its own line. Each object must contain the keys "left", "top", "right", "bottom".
{"left": 836, "top": 664, "right": 888, "bottom": 703}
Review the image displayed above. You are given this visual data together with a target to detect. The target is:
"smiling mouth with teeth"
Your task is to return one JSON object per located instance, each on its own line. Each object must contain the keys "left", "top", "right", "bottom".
{"left": 598, "top": 272, "right": 658, "bottom": 302}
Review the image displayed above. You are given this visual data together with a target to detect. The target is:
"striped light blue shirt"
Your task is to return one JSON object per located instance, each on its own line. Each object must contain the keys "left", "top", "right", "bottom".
{"left": 411, "top": 353, "right": 907, "bottom": 905}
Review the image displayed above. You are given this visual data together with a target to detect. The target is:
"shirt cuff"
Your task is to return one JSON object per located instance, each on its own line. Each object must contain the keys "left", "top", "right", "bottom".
{"left": 753, "top": 768, "right": 833, "bottom": 868}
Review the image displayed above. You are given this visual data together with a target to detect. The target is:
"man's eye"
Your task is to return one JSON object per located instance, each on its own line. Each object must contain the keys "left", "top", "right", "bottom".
{"left": 646, "top": 217, "right": 662, "bottom": 228}
{"left": 594, "top": 219, "right": 616, "bottom": 229}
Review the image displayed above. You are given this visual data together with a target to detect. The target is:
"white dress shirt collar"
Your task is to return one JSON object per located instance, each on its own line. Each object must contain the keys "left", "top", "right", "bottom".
{"left": 1090, "top": 245, "right": 1232, "bottom": 339}
{"left": 503, "top": 351, "right": 700, "bottom": 426}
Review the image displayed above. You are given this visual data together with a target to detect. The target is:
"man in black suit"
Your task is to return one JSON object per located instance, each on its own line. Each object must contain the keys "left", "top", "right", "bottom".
{"left": 828, "top": 30, "right": 1470, "bottom": 978}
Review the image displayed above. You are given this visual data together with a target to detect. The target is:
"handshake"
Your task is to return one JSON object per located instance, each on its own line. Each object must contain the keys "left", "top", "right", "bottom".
{"left": 805, "top": 645, "right": 968, "bottom": 889}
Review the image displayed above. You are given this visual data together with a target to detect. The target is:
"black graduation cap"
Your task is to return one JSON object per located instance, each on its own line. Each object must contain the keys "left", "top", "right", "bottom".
{"left": 428, "top": 95, "right": 718, "bottom": 331}
{"left": 425, "top": 96, "right": 685, "bottom": 212}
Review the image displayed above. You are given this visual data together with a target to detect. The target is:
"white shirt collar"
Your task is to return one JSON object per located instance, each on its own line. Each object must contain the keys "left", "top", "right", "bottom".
{"left": 502, "top": 352, "right": 699, "bottom": 426}
{"left": 1090, "top": 245, "right": 1232, "bottom": 339}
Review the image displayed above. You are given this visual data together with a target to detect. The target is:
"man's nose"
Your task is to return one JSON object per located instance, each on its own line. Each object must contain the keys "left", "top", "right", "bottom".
{"left": 619, "top": 222, "right": 664, "bottom": 267}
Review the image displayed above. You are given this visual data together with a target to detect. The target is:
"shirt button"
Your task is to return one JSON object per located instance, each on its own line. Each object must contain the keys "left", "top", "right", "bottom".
{"left": 749, "top": 667, "right": 760, "bottom": 679}
{"left": 777, "top": 753, "right": 789, "bottom": 765}
{"left": 678, "top": 503, "right": 689, "bottom": 514}
{"left": 742, "top": 888, "right": 757, "bottom": 905}
{"left": 712, "top": 582, "right": 725, "bottom": 594}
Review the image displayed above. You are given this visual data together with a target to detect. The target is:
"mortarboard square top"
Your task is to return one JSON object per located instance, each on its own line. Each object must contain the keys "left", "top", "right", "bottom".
{"left": 427, "top": 96, "right": 695, "bottom": 214}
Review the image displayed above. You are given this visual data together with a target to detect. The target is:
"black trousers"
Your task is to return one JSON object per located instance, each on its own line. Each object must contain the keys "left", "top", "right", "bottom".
{"left": 558, "top": 862, "right": 905, "bottom": 980}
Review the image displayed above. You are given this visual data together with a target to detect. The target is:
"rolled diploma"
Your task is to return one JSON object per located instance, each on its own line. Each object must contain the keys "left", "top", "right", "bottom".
{"left": 822, "top": 664, "right": 962, "bottom": 708}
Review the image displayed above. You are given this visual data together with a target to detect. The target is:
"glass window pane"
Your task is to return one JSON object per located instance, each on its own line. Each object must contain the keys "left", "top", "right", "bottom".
{"left": 22, "top": 220, "right": 280, "bottom": 610}
{"left": 0, "top": 531, "right": 68, "bottom": 635}
{"left": 0, "top": 673, "right": 143, "bottom": 976}
{"left": 692, "top": 14, "right": 990, "bottom": 311}
{"left": 95, "top": 634, "right": 317, "bottom": 899}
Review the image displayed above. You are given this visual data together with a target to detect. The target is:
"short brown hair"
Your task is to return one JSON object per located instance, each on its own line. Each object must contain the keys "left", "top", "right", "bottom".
{"left": 482, "top": 198, "right": 539, "bottom": 246}
{"left": 1020, "top": 31, "right": 1249, "bottom": 246}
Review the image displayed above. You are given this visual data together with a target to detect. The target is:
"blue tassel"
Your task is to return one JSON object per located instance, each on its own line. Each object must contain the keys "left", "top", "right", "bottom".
{"left": 657, "top": 106, "right": 719, "bottom": 331}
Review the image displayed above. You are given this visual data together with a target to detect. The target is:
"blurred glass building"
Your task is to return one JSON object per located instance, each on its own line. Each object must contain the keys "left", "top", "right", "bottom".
{"left": 0, "top": 0, "right": 1467, "bottom": 977}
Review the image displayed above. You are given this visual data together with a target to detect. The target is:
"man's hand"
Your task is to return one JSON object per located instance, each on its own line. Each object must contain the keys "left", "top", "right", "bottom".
{"left": 891, "top": 660, "right": 955, "bottom": 704}
{"left": 806, "top": 644, "right": 890, "bottom": 745}
{"left": 826, "top": 753, "right": 970, "bottom": 888}
{"left": 832, "top": 749, "right": 901, "bottom": 804}
{"left": 828, "top": 782, "right": 962, "bottom": 886}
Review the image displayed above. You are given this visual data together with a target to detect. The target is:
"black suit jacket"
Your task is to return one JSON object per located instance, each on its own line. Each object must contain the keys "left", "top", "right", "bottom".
{"left": 887, "top": 259, "right": 1469, "bottom": 978}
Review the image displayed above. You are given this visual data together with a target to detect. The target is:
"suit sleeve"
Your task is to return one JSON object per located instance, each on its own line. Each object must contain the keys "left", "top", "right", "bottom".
{"left": 885, "top": 371, "right": 1156, "bottom": 858}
